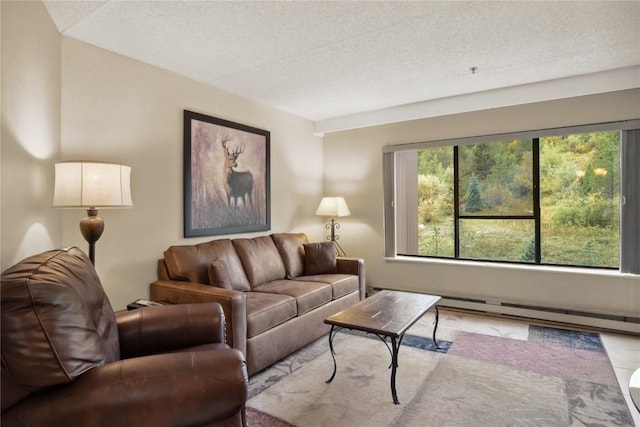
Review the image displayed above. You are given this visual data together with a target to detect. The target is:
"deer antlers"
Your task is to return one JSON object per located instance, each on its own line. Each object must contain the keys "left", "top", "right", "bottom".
{"left": 221, "top": 135, "right": 244, "bottom": 157}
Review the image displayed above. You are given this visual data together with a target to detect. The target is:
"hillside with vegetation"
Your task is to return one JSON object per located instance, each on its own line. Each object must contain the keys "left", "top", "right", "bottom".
{"left": 416, "top": 131, "right": 619, "bottom": 267}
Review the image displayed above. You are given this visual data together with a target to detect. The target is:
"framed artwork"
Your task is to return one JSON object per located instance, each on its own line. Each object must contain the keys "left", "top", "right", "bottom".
{"left": 183, "top": 110, "right": 270, "bottom": 237}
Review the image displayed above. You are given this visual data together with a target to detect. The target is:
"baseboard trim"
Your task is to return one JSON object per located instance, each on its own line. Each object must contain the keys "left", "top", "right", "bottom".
{"left": 370, "top": 287, "right": 640, "bottom": 334}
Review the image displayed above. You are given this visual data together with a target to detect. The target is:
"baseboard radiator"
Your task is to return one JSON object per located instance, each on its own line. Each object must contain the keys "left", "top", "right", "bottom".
{"left": 440, "top": 295, "right": 640, "bottom": 334}
{"left": 370, "top": 287, "right": 640, "bottom": 334}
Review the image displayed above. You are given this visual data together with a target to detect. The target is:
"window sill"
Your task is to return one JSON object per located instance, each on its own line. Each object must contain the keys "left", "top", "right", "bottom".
{"left": 384, "top": 255, "right": 637, "bottom": 278}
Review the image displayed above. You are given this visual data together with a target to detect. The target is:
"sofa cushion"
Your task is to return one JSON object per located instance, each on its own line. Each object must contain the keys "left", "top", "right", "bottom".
{"left": 208, "top": 258, "right": 233, "bottom": 289}
{"left": 296, "top": 274, "right": 360, "bottom": 300}
{"left": 233, "top": 237, "right": 286, "bottom": 288}
{"left": 254, "top": 280, "right": 332, "bottom": 315}
{"left": 303, "top": 242, "right": 338, "bottom": 275}
{"left": 245, "top": 292, "right": 297, "bottom": 338}
{"left": 271, "top": 233, "right": 308, "bottom": 278}
{"left": 164, "top": 239, "right": 250, "bottom": 291}
{"left": 1, "top": 247, "right": 120, "bottom": 391}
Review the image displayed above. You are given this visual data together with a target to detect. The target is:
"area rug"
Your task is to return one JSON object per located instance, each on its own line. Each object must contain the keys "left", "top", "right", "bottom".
{"left": 246, "top": 325, "right": 634, "bottom": 427}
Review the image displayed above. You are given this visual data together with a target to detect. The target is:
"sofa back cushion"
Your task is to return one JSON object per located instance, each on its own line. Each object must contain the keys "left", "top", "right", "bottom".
{"left": 233, "top": 236, "right": 286, "bottom": 288}
{"left": 271, "top": 233, "right": 309, "bottom": 278}
{"left": 303, "top": 242, "right": 338, "bottom": 275}
{"left": 164, "top": 239, "right": 250, "bottom": 291}
{"left": 1, "top": 247, "right": 120, "bottom": 392}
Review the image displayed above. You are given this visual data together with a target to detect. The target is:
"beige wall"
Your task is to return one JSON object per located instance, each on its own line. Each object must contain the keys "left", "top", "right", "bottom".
{"left": 323, "top": 90, "right": 640, "bottom": 325}
{"left": 59, "top": 38, "right": 324, "bottom": 309}
{"left": 1, "top": 1, "right": 324, "bottom": 309}
{"left": 1, "top": 0, "right": 61, "bottom": 269}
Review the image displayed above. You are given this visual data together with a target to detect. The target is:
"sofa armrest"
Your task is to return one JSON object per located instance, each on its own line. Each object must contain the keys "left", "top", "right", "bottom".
{"left": 150, "top": 280, "right": 248, "bottom": 357}
{"left": 2, "top": 350, "right": 248, "bottom": 426}
{"left": 337, "top": 257, "right": 366, "bottom": 300}
{"left": 116, "top": 302, "right": 225, "bottom": 359}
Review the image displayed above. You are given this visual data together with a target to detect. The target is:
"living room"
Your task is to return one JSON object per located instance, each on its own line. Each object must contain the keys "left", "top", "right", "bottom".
{"left": 2, "top": 1, "right": 639, "bottom": 424}
{"left": 3, "top": 0, "right": 639, "bottom": 327}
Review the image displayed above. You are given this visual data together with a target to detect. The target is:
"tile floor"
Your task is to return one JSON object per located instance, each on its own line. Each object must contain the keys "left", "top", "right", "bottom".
{"left": 411, "top": 308, "right": 640, "bottom": 426}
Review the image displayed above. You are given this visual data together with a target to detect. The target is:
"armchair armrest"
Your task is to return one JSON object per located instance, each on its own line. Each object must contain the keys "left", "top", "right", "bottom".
{"left": 150, "top": 280, "right": 248, "bottom": 356}
{"left": 337, "top": 257, "right": 366, "bottom": 300}
{"left": 2, "top": 349, "right": 248, "bottom": 426}
{"left": 116, "top": 302, "right": 226, "bottom": 359}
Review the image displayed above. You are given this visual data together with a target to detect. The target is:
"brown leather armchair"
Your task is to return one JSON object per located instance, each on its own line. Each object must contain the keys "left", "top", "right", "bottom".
{"left": 1, "top": 247, "right": 248, "bottom": 427}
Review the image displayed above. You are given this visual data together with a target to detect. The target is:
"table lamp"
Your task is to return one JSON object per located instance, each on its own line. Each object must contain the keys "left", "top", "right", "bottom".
{"left": 53, "top": 161, "right": 133, "bottom": 264}
{"left": 315, "top": 196, "right": 350, "bottom": 256}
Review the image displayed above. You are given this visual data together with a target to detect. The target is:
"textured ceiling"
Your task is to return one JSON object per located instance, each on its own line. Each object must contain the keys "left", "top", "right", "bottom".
{"left": 43, "top": 0, "right": 640, "bottom": 129}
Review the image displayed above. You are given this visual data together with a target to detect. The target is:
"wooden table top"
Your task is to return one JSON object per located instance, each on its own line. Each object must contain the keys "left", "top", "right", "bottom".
{"left": 324, "top": 290, "right": 441, "bottom": 338}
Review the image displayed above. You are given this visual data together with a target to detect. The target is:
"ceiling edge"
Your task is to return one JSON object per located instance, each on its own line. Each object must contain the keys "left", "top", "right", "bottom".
{"left": 314, "top": 67, "right": 640, "bottom": 136}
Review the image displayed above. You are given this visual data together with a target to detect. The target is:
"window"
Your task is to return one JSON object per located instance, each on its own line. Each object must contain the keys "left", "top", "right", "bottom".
{"left": 383, "top": 121, "right": 640, "bottom": 273}
{"left": 539, "top": 133, "right": 620, "bottom": 267}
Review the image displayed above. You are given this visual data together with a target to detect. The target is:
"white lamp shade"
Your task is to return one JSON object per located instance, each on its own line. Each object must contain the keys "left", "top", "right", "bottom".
{"left": 53, "top": 162, "right": 133, "bottom": 208}
{"left": 315, "top": 197, "right": 350, "bottom": 217}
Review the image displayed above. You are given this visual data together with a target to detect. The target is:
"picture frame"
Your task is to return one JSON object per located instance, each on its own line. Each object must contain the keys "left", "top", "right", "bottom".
{"left": 183, "top": 110, "right": 270, "bottom": 237}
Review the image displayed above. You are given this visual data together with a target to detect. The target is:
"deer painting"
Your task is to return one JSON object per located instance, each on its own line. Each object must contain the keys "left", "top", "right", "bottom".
{"left": 221, "top": 135, "right": 254, "bottom": 209}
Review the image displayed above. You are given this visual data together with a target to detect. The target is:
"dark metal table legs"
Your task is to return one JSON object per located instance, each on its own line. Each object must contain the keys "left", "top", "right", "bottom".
{"left": 326, "top": 325, "right": 339, "bottom": 384}
{"left": 326, "top": 305, "right": 441, "bottom": 404}
{"left": 433, "top": 305, "right": 441, "bottom": 349}
{"left": 325, "top": 326, "right": 406, "bottom": 404}
{"left": 390, "top": 336, "right": 401, "bottom": 404}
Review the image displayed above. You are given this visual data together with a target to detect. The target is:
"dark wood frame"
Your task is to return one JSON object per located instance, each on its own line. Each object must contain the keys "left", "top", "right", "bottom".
{"left": 183, "top": 110, "right": 270, "bottom": 237}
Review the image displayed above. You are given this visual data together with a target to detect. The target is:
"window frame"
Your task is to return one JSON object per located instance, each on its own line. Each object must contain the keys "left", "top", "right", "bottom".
{"left": 383, "top": 119, "right": 640, "bottom": 273}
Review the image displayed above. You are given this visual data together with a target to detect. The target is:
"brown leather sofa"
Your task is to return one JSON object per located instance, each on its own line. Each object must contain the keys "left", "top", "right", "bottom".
{"left": 1, "top": 247, "right": 248, "bottom": 427}
{"left": 150, "top": 233, "right": 365, "bottom": 376}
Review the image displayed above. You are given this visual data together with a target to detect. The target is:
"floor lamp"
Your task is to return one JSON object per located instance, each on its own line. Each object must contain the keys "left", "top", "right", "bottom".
{"left": 53, "top": 162, "right": 133, "bottom": 265}
{"left": 316, "top": 196, "right": 350, "bottom": 257}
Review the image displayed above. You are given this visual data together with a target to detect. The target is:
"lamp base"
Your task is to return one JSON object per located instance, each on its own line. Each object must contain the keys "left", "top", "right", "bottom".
{"left": 79, "top": 208, "right": 104, "bottom": 265}
{"left": 325, "top": 218, "right": 347, "bottom": 257}
{"left": 332, "top": 240, "right": 347, "bottom": 257}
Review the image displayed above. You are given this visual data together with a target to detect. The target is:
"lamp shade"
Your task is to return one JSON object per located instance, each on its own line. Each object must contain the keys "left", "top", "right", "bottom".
{"left": 315, "top": 197, "right": 350, "bottom": 217}
{"left": 53, "top": 162, "right": 133, "bottom": 208}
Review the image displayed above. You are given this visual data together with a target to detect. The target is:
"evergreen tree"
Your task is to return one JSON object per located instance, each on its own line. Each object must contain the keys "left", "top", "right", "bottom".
{"left": 521, "top": 238, "right": 536, "bottom": 262}
{"left": 465, "top": 173, "right": 483, "bottom": 212}
{"left": 473, "top": 144, "right": 493, "bottom": 179}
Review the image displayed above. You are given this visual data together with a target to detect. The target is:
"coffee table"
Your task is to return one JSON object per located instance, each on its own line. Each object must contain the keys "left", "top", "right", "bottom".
{"left": 324, "top": 290, "right": 441, "bottom": 404}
